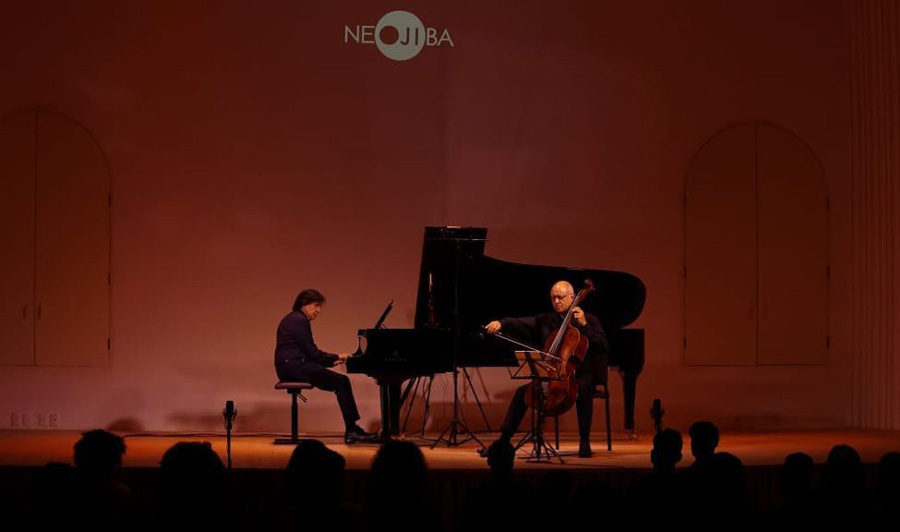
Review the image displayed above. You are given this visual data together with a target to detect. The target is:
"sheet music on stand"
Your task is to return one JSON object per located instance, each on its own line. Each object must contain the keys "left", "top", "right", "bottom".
{"left": 511, "top": 350, "right": 561, "bottom": 381}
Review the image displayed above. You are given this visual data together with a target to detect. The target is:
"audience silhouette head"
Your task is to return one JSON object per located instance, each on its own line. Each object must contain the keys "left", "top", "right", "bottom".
{"left": 369, "top": 440, "right": 429, "bottom": 528}
{"left": 824, "top": 444, "right": 863, "bottom": 492}
{"left": 73, "top": 429, "right": 126, "bottom": 477}
{"left": 689, "top": 420, "right": 719, "bottom": 462}
{"left": 285, "top": 438, "right": 345, "bottom": 496}
{"left": 155, "top": 441, "right": 227, "bottom": 527}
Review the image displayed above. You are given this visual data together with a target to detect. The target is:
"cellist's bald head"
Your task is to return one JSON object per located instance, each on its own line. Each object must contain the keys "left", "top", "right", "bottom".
{"left": 551, "top": 281, "right": 574, "bottom": 296}
{"left": 550, "top": 281, "right": 575, "bottom": 313}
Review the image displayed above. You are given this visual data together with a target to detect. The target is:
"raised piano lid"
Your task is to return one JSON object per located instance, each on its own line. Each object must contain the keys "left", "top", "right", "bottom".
{"left": 414, "top": 226, "right": 646, "bottom": 333}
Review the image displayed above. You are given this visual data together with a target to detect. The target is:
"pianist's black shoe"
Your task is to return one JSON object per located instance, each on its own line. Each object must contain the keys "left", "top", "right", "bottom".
{"left": 344, "top": 424, "right": 379, "bottom": 444}
{"left": 578, "top": 439, "right": 592, "bottom": 458}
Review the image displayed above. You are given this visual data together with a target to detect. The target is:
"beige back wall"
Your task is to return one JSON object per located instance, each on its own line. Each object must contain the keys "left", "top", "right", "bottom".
{"left": 0, "top": 0, "right": 851, "bottom": 434}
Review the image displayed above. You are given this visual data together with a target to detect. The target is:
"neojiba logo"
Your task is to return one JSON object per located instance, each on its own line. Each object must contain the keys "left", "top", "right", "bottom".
{"left": 344, "top": 10, "right": 454, "bottom": 61}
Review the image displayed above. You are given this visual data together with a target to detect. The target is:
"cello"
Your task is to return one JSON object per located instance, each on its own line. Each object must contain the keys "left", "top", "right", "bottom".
{"left": 527, "top": 280, "right": 596, "bottom": 416}
{"left": 493, "top": 280, "right": 596, "bottom": 416}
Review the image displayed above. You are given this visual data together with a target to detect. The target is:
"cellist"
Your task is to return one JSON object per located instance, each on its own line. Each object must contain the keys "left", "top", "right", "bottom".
{"left": 482, "top": 281, "right": 608, "bottom": 458}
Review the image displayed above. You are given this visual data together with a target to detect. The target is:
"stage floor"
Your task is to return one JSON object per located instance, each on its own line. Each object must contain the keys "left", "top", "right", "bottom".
{"left": 3, "top": 428, "right": 900, "bottom": 470}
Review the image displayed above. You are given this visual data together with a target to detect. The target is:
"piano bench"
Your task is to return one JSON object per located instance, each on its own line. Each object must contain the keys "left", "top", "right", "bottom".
{"left": 273, "top": 382, "right": 315, "bottom": 445}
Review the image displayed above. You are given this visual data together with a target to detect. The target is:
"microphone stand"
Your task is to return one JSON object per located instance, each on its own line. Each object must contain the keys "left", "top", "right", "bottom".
{"left": 223, "top": 401, "right": 237, "bottom": 472}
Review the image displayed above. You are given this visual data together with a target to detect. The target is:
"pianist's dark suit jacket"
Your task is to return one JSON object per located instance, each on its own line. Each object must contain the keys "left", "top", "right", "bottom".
{"left": 499, "top": 311, "right": 608, "bottom": 383}
{"left": 274, "top": 311, "right": 339, "bottom": 374}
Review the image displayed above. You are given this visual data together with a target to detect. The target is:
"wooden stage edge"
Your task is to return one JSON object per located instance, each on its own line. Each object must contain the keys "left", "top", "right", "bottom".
{"left": 2, "top": 428, "right": 900, "bottom": 471}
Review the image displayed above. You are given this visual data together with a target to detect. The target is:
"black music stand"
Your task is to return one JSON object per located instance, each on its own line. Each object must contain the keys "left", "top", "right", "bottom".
{"left": 401, "top": 374, "right": 430, "bottom": 436}
{"left": 429, "top": 359, "right": 484, "bottom": 449}
{"left": 402, "top": 366, "right": 492, "bottom": 437}
{"left": 511, "top": 350, "right": 566, "bottom": 464}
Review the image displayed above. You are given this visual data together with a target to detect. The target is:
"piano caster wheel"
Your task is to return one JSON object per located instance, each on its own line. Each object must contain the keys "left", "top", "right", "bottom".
{"left": 627, "top": 430, "right": 639, "bottom": 442}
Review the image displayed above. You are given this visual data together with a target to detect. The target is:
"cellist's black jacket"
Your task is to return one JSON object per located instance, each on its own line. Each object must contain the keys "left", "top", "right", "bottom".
{"left": 499, "top": 311, "right": 608, "bottom": 383}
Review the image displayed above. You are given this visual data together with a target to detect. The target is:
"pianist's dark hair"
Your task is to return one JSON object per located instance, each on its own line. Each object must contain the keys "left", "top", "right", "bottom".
{"left": 293, "top": 289, "right": 326, "bottom": 311}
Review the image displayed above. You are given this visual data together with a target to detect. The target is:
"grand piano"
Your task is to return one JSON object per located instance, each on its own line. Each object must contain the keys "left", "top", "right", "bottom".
{"left": 347, "top": 226, "right": 646, "bottom": 439}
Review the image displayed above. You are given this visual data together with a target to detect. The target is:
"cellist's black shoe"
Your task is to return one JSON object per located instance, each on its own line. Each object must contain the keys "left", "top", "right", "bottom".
{"left": 578, "top": 439, "right": 593, "bottom": 458}
{"left": 478, "top": 436, "right": 511, "bottom": 458}
{"left": 344, "top": 424, "right": 379, "bottom": 444}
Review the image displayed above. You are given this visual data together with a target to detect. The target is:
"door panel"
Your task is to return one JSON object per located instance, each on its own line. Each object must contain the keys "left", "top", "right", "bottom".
{"left": 0, "top": 113, "right": 36, "bottom": 365}
{"left": 757, "top": 124, "right": 828, "bottom": 365}
{"left": 685, "top": 124, "right": 758, "bottom": 365}
{"left": 35, "top": 112, "right": 110, "bottom": 367}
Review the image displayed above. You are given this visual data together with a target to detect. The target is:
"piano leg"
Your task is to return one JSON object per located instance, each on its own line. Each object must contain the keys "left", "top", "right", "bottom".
{"left": 379, "top": 384, "right": 392, "bottom": 442}
{"left": 389, "top": 383, "right": 401, "bottom": 436}
{"left": 377, "top": 383, "right": 404, "bottom": 441}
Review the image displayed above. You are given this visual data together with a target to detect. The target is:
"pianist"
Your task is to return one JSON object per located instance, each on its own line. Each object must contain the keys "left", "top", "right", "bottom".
{"left": 484, "top": 281, "right": 608, "bottom": 458}
{"left": 274, "top": 289, "right": 378, "bottom": 444}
